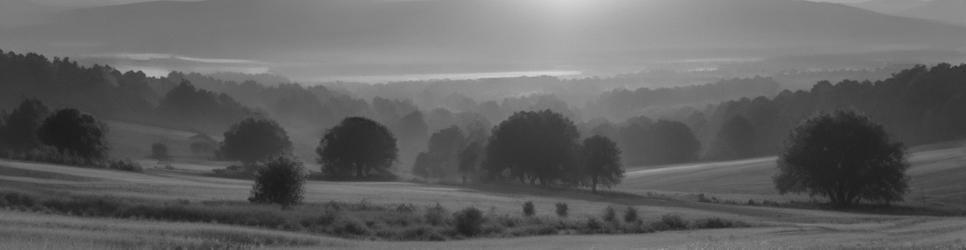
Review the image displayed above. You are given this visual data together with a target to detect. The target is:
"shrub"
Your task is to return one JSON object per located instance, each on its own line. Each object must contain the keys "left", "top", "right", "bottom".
{"left": 424, "top": 203, "right": 447, "bottom": 226}
{"left": 555, "top": 202, "right": 568, "bottom": 218}
{"left": 0, "top": 192, "right": 35, "bottom": 207}
{"left": 693, "top": 217, "right": 747, "bottom": 229}
{"left": 623, "top": 206, "right": 639, "bottom": 222}
{"left": 108, "top": 159, "right": 143, "bottom": 172}
{"left": 653, "top": 214, "right": 688, "bottom": 230}
{"left": 522, "top": 201, "right": 535, "bottom": 217}
{"left": 248, "top": 157, "right": 306, "bottom": 209}
{"left": 585, "top": 217, "right": 602, "bottom": 232}
{"left": 602, "top": 206, "right": 617, "bottom": 222}
{"left": 453, "top": 207, "right": 485, "bottom": 236}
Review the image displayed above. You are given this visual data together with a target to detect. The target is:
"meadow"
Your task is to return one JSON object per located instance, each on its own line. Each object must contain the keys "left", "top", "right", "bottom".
{"left": 1, "top": 121, "right": 965, "bottom": 249}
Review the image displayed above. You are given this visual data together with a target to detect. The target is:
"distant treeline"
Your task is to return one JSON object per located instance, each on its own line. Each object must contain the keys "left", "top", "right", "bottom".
{"left": 2, "top": 49, "right": 964, "bottom": 168}
{"left": 699, "top": 64, "right": 966, "bottom": 159}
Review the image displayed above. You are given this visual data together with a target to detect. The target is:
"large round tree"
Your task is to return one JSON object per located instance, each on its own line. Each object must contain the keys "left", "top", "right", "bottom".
{"left": 38, "top": 108, "right": 108, "bottom": 161}
{"left": 774, "top": 110, "right": 909, "bottom": 208}
{"left": 317, "top": 117, "right": 398, "bottom": 179}
{"left": 484, "top": 110, "right": 580, "bottom": 186}
{"left": 221, "top": 117, "right": 292, "bottom": 165}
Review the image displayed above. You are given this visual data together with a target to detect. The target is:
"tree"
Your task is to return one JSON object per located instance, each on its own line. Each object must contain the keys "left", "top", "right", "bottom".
{"left": 484, "top": 110, "right": 580, "bottom": 186}
{"left": 709, "top": 115, "right": 756, "bottom": 160}
{"left": 318, "top": 117, "right": 398, "bottom": 179}
{"left": 412, "top": 126, "right": 465, "bottom": 180}
{"left": 151, "top": 142, "right": 170, "bottom": 161}
{"left": 774, "top": 110, "right": 909, "bottom": 208}
{"left": 220, "top": 117, "right": 292, "bottom": 165}
{"left": 617, "top": 119, "right": 700, "bottom": 166}
{"left": 37, "top": 109, "right": 109, "bottom": 161}
{"left": 581, "top": 135, "right": 623, "bottom": 192}
{"left": 249, "top": 157, "right": 306, "bottom": 209}
{"left": 457, "top": 141, "right": 483, "bottom": 185}
{"left": 646, "top": 120, "right": 701, "bottom": 164}
{"left": 2, "top": 98, "right": 49, "bottom": 152}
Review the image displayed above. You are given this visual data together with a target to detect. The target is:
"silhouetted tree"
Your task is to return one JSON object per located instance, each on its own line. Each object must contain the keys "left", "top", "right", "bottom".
{"left": 412, "top": 152, "right": 435, "bottom": 179}
{"left": 709, "top": 115, "right": 756, "bottom": 160}
{"left": 38, "top": 109, "right": 108, "bottom": 161}
{"left": 774, "top": 110, "right": 909, "bottom": 208}
{"left": 220, "top": 117, "right": 292, "bottom": 165}
{"left": 151, "top": 143, "right": 170, "bottom": 161}
{"left": 413, "top": 126, "right": 465, "bottom": 180}
{"left": 318, "top": 117, "right": 398, "bottom": 179}
{"left": 458, "top": 141, "right": 483, "bottom": 185}
{"left": 249, "top": 157, "right": 306, "bottom": 209}
{"left": 581, "top": 135, "right": 623, "bottom": 192}
{"left": 2, "top": 98, "right": 49, "bottom": 152}
{"left": 618, "top": 119, "right": 700, "bottom": 166}
{"left": 159, "top": 81, "right": 253, "bottom": 133}
{"left": 484, "top": 110, "right": 580, "bottom": 186}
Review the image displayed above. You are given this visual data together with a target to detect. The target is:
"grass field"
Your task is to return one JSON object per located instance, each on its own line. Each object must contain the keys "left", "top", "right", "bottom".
{"left": 1, "top": 122, "right": 965, "bottom": 248}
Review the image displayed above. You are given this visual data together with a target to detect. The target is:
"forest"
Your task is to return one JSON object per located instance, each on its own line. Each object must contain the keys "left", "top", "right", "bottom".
{"left": 2, "top": 49, "right": 965, "bottom": 173}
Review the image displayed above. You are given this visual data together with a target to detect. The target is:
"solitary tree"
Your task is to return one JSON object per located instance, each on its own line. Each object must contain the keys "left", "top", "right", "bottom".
{"left": 581, "top": 135, "right": 624, "bottom": 192}
{"left": 221, "top": 117, "right": 292, "bottom": 165}
{"left": 249, "top": 157, "right": 306, "bottom": 209}
{"left": 2, "top": 98, "right": 49, "bottom": 152}
{"left": 774, "top": 110, "right": 909, "bottom": 208}
{"left": 38, "top": 109, "right": 109, "bottom": 161}
{"left": 151, "top": 142, "right": 170, "bottom": 161}
{"left": 317, "top": 117, "right": 398, "bottom": 179}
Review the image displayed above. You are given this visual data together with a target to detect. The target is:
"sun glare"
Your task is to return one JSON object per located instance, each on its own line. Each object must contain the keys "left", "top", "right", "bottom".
{"left": 542, "top": 0, "right": 596, "bottom": 14}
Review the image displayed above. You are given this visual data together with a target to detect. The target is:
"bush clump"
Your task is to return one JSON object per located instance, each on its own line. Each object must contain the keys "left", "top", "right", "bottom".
{"left": 108, "top": 159, "right": 143, "bottom": 172}
{"left": 453, "top": 207, "right": 485, "bottom": 236}
{"left": 248, "top": 157, "right": 306, "bottom": 209}
{"left": 653, "top": 214, "right": 688, "bottom": 230}
{"left": 623, "top": 206, "right": 639, "bottom": 222}
{"left": 693, "top": 217, "right": 747, "bottom": 229}
{"left": 522, "top": 201, "right": 535, "bottom": 217}
{"left": 602, "top": 206, "right": 617, "bottom": 222}
{"left": 555, "top": 202, "right": 568, "bottom": 218}
{"left": 424, "top": 203, "right": 448, "bottom": 226}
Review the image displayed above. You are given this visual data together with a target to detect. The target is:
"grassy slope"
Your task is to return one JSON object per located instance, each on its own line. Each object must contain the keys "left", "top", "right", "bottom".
{"left": 619, "top": 142, "right": 966, "bottom": 209}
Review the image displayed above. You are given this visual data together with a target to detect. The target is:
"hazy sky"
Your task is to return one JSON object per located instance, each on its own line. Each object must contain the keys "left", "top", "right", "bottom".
{"left": 29, "top": 0, "right": 899, "bottom": 7}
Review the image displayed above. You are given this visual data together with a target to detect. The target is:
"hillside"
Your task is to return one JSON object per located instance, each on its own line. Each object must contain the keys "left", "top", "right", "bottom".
{"left": 1, "top": 0, "right": 964, "bottom": 79}
{"left": 619, "top": 141, "right": 966, "bottom": 208}
{"left": 2, "top": 143, "right": 966, "bottom": 248}
{"left": 851, "top": 0, "right": 966, "bottom": 26}
{"left": 897, "top": 0, "right": 966, "bottom": 26}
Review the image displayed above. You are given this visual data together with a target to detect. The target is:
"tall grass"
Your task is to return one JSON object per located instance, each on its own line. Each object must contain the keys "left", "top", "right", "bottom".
{"left": 0, "top": 191, "right": 750, "bottom": 241}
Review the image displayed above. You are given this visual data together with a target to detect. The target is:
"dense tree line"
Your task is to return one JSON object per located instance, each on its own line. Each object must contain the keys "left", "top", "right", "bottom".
{"left": 0, "top": 98, "right": 109, "bottom": 164}
{"left": 586, "top": 117, "right": 702, "bottom": 166}
{"left": 705, "top": 64, "right": 966, "bottom": 160}
{"left": 481, "top": 110, "right": 624, "bottom": 190}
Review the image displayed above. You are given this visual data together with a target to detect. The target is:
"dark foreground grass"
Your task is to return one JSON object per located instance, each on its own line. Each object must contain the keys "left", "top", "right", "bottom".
{"left": 0, "top": 191, "right": 749, "bottom": 241}
{"left": 694, "top": 193, "right": 966, "bottom": 216}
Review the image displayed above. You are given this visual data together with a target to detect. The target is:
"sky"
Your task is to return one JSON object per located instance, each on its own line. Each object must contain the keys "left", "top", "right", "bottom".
{"left": 29, "top": 0, "right": 892, "bottom": 7}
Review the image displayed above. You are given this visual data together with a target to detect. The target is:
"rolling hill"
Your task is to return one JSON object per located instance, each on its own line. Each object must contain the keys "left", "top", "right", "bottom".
{"left": 851, "top": 0, "right": 966, "bottom": 26}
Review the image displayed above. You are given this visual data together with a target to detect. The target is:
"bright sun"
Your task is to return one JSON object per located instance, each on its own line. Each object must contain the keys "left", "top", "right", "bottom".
{"left": 543, "top": 0, "right": 596, "bottom": 13}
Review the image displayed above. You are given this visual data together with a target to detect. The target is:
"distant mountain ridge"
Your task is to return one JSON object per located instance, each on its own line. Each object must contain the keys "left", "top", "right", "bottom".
{"left": 850, "top": 0, "right": 966, "bottom": 26}
{"left": 1, "top": 0, "right": 964, "bottom": 78}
